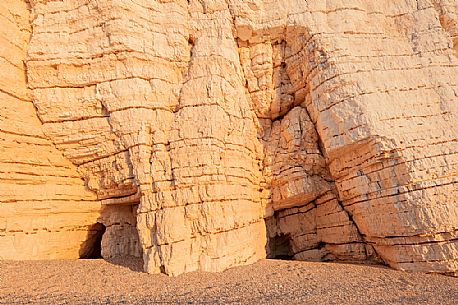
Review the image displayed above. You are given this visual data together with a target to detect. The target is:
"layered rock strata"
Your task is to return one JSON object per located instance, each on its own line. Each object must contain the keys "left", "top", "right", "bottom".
{"left": 0, "top": 0, "right": 101, "bottom": 259}
{"left": 0, "top": 0, "right": 457, "bottom": 276}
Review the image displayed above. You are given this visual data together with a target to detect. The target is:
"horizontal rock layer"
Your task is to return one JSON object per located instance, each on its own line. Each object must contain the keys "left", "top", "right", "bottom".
{"left": 0, "top": 0, "right": 101, "bottom": 260}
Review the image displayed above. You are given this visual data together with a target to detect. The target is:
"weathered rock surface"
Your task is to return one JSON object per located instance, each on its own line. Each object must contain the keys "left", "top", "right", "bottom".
{"left": 0, "top": 0, "right": 457, "bottom": 276}
{"left": 0, "top": 0, "right": 101, "bottom": 259}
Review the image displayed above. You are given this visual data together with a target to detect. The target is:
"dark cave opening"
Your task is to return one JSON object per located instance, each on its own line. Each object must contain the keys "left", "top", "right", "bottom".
{"left": 268, "top": 234, "right": 294, "bottom": 260}
{"left": 79, "top": 222, "right": 106, "bottom": 259}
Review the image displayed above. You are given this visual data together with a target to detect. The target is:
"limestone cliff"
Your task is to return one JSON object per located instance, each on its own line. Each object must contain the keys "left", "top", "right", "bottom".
{"left": 0, "top": 0, "right": 101, "bottom": 259}
{"left": 1, "top": 0, "right": 457, "bottom": 276}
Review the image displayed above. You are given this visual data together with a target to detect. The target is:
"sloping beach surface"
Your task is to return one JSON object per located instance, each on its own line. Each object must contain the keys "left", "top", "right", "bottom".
{"left": 0, "top": 259, "right": 456, "bottom": 304}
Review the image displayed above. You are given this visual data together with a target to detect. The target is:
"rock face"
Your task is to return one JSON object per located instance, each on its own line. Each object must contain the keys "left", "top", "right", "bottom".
{"left": 1, "top": 0, "right": 457, "bottom": 276}
{"left": 0, "top": 0, "right": 101, "bottom": 259}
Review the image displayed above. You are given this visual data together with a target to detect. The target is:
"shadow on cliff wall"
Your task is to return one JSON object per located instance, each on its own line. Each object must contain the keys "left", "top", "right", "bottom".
{"left": 79, "top": 222, "right": 106, "bottom": 259}
{"left": 78, "top": 205, "right": 145, "bottom": 272}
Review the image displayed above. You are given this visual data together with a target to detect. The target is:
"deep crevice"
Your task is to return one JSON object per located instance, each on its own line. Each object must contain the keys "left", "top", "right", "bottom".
{"left": 79, "top": 222, "right": 106, "bottom": 259}
{"left": 267, "top": 233, "right": 294, "bottom": 260}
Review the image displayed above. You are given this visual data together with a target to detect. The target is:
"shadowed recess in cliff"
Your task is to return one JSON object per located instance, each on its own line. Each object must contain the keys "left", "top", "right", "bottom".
{"left": 267, "top": 233, "right": 294, "bottom": 260}
{"left": 79, "top": 223, "right": 106, "bottom": 259}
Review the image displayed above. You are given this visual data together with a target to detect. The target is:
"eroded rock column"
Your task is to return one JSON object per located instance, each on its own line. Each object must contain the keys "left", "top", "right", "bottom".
{"left": 26, "top": 0, "right": 267, "bottom": 275}
{"left": 138, "top": 0, "right": 267, "bottom": 275}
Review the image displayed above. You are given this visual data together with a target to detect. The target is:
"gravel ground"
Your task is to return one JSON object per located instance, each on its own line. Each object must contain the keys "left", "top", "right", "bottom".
{"left": 0, "top": 258, "right": 456, "bottom": 304}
